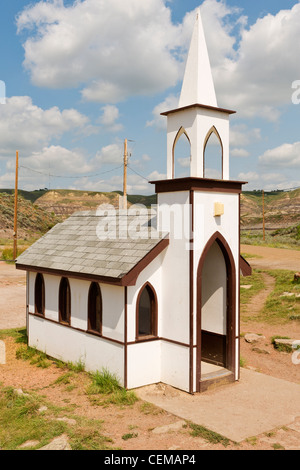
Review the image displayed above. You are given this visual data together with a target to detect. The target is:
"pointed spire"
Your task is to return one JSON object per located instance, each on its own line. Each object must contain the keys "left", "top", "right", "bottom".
{"left": 178, "top": 8, "right": 217, "bottom": 109}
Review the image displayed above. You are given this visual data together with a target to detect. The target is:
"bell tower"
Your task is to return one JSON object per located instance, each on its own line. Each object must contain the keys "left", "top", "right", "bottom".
{"left": 151, "top": 9, "right": 246, "bottom": 394}
{"left": 161, "top": 9, "right": 235, "bottom": 180}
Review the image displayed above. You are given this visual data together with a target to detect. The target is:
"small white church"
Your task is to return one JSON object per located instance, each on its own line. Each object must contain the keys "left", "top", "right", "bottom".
{"left": 16, "top": 10, "right": 248, "bottom": 393}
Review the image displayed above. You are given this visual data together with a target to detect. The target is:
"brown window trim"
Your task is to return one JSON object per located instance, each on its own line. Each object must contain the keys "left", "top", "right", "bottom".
{"left": 59, "top": 277, "right": 71, "bottom": 326}
{"left": 34, "top": 272, "right": 45, "bottom": 316}
{"left": 135, "top": 282, "right": 158, "bottom": 341}
{"left": 87, "top": 282, "right": 103, "bottom": 336}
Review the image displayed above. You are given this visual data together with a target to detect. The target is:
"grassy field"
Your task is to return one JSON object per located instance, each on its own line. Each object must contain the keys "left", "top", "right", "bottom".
{"left": 241, "top": 224, "right": 300, "bottom": 251}
{"left": 0, "top": 329, "right": 137, "bottom": 450}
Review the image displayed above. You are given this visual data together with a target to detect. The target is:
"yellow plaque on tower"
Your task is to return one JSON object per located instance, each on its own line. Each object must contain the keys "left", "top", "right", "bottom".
{"left": 214, "top": 202, "right": 224, "bottom": 217}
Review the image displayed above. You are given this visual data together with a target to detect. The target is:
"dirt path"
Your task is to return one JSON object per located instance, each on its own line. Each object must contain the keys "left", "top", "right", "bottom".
{"left": 0, "top": 261, "right": 26, "bottom": 330}
{"left": 243, "top": 272, "right": 275, "bottom": 316}
{"left": 241, "top": 244, "right": 300, "bottom": 271}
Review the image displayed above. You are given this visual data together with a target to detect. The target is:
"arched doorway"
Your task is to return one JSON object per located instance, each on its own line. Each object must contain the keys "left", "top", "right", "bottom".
{"left": 196, "top": 232, "right": 236, "bottom": 392}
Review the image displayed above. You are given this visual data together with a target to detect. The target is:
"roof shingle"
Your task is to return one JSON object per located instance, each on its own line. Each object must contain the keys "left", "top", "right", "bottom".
{"left": 16, "top": 210, "right": 168, "bottom": 282}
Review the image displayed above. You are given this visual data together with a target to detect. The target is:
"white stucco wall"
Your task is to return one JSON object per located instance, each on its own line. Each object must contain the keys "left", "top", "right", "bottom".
{"left": 127, "top": 341, "right": 161, "bottom": 390}
{"left": 157, "top": 191, "right": 191, "bottom": 346}
{"left": 102, "top": 284, "right": 125, "bottom": 343}
{"left": 161, "top": 341, "right": 190, "bottom": 392}
{"left": 27, "top": 272, "right": 125, "bottom": 381}
{"left": 28, "top": 316, "right": 124, "bottom": 381}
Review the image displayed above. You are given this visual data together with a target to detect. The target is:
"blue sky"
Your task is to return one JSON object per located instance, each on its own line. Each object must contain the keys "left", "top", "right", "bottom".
{"left": 0, "top": 0, "right": 300, "bottom": 194}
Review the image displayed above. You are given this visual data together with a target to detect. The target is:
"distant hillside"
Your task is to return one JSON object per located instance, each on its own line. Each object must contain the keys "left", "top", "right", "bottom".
{"left": 0, "top": 187, "right": 299, "bottom": 244}
{"left": 34, "top": 190, "right": 157, "bottom": 219}
{"left": 33, "top": 188, "right": 300, "bottom": 229}
{"left": 241, "top": 188, "right": 300, "bottom": 229}
{"left": 0, "top": 192, "right": 61, "bottom": 240}
{"left": 0, "top": 188, "right": 48, "bottom": 204}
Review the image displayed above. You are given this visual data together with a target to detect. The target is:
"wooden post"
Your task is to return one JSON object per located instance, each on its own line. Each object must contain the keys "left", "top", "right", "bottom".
{"left": 262, "top": 190, "right": 265, "bottom": 242}
{"left": 123, "top": 138, "right": 128, "bottom": 210}
{"left": 13, "top": 150, "right": 19, "bottom": 260}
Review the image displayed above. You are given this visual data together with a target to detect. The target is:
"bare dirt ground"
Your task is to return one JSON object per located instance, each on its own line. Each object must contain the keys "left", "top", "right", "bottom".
{"left": 0, "top": 262, "right": 26, "bottom": 330}
{"left": 0, "top": 249, "right": 300, "bottom": 450}
{"left": 241, "top": 243, "right": 300, "bottom": 271}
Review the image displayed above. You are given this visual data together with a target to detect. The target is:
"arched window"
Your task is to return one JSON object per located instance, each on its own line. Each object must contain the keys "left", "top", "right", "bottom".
{"left": 88, "top": 282, "right": 102, "bottom": 334}
{"left": 172, "top": 127, "right": 191, "bottom": 179}
{"left": 59, "top": 277, "right": 71, "bottom": 325}
{"left": 35, "top": 273, "right": 45, "bottom": 316}
{"left": 136, "top": 283, "right": 157, "bottom": 339}
{"left": 203, "top": 127, "right": 223, "bottom": 179}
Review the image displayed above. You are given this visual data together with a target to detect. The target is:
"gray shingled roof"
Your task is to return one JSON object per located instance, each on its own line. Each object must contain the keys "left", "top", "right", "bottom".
{"left": 16, "top": 209, "right": 168, "bottom": 281}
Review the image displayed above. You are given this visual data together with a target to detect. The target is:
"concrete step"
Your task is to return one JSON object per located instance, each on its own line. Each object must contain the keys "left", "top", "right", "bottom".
{"left": 200, "top": 369, "right": 235, "bottom": 392}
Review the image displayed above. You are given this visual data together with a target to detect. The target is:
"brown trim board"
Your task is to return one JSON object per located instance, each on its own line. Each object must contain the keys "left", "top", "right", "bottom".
{"left": 124, "top": 286, "right": 128, "bottom": 389}
{"left": 28, "top": 311, "right": 191, "bottom": 349}
{"left": 189, "top": 190, "right": 194, "bottom": 394}
{"left": 150, "top": 177, "right": 246, "bottom": 195}
{"left": 161, "top": 103, "right": 236, "bottom": 116}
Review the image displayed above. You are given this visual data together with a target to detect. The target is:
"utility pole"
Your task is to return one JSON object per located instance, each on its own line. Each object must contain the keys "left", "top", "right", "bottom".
{"left": 13, "top": 150, "right": 19, "bottom": 260}
{"left": 262, "top": 190, "right": 265, "bottom": 242}
{"left": 123, "top": 138, "right": 128, "bottom": 210}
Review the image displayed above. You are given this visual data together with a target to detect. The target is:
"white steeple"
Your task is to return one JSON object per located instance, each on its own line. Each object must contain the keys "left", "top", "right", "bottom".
{"left": 162, "top": 8, "right": 235, "bottom": 181}
{"left": 178, "top": 9, "right": 217, "bottom": 109}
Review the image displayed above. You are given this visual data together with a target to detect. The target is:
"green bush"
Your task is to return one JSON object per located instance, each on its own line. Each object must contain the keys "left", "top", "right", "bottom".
{"left": 1, "top": 247, "right": 26, "bottom": 262}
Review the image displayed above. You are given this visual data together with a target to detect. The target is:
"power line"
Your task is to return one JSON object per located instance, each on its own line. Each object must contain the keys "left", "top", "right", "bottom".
{"left": 127, "top": 164, "right": 150, "bottom": 182}
{"left": 19, "top": 164, "right": 124, "bottom": 179}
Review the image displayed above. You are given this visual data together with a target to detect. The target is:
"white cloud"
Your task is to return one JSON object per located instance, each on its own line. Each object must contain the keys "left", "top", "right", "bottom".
{"left": 17, "top": 0, "right": 183, "bottom": 103}
{"left": 99, "top": 105, "right": 123, "bottom": 132}
{"left": 95, "top": 143, "right": 124, "bottom": 165}
{"left": 177, "top": 157, "right": 190, "bottom": 168}
{"left": 0, "top": 96, "right": 89, "bottom": 157}
{"left": 146, "top": 94, "right": 179, "bottom": 129}
{"left": 237, "top": 169, "right": 299, "bottom": 191}
{"left": 73, "top": 169, "right": 159, "bottom": 195}
{"left": 230, "top": 124, "right": 261, "bottom": 147}
{"left": 16, "top": 0, "right": 300, "bottom": 119}
{"left": 259, "top": 142, "right": 300, "bottom": 168}
{"left": 206, "top": 2, "right": 300, "bottom": 119}
{"left": 18, "top": 145, "right": 93, "bottom": 175}
{"left": 231, "top": 148, "right": 249, "bottom": 158}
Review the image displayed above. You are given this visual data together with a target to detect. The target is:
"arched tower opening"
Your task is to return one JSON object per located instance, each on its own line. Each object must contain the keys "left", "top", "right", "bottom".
{"left": 203, "top": 127, "right": 223, "bottom": 179}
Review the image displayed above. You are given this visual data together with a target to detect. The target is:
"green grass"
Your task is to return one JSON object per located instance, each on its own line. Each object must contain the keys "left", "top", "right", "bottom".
{"left": 188, "top": 422, "right": 232, "bottom": 447}
{"left": 0, "top": 328, "right": 27, "bottom": 342}
{"left": 260, "top": 270, "right": 300, "bottom": 324}
{"left": 0, "top": 386, "right": 66, "bottom": 450}
{"left": 0, "top": 385, "right": 114, "bottom": 450}
{"left": 1, "top": 247, "right": 28, "bottom": 262}
{"left": 122, "top": 432, "right": 138, "bottom": 441}
{"left": 241, "top": 269, "right": 300, "bottom": 324}
{"left": 241, "top": 229, "right": 300, "bottom": 251}
{"left": 87, "top": 368, "right": 138, "bottom": 407}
